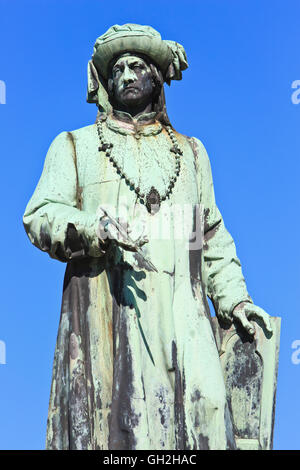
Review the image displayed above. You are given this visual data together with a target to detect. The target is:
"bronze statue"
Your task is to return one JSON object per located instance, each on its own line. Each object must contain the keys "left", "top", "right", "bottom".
{"left": 23, "top": 24, "right": 279, "bottom": 450}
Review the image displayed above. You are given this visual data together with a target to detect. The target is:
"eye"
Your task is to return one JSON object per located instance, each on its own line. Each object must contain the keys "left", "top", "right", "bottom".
{"left": 131, "top": 63, "right": 143, "bottom": 70}
{"left": 113, "top": 65, "right": 123, "bottom": 75}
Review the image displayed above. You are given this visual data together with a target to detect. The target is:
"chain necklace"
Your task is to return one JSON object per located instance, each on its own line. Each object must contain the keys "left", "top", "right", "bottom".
{"left": 96, "top": 115, "right": 183, "bottom": 214}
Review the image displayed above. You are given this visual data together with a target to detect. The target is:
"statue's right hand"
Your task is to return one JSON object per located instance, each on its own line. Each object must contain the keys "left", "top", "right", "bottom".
{"left": 96, "top": 206, "right": 148, "bottom": 252}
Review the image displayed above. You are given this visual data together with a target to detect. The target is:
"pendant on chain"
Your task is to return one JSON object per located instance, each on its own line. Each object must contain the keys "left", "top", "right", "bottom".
{"left": 146, "top": 187, "right": 161, "bottom": 214}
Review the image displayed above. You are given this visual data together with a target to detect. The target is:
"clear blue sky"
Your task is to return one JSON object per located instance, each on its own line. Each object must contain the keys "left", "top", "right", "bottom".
{"left": 0, "top": 0, "right": 299, "bottom": 450}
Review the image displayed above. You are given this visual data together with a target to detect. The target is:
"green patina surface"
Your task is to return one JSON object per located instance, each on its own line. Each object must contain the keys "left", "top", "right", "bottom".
{"left": 23, "top": 119, "right": 253, "bottom": 449}
{"left": 22, "top": 23, "right": 279, "bottom": 450}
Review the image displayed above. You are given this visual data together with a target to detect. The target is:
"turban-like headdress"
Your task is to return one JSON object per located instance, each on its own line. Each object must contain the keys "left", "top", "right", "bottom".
{"left": 87, "top": 23, "right": 188, "bottom": 115}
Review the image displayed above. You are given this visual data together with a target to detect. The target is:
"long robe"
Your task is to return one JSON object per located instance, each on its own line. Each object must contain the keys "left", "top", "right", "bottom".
{"left": 23, "top": 111, "right": 252, "bottom": 450}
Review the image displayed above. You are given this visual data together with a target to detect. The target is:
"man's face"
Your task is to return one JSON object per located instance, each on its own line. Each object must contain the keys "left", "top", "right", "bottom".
{"left": 111, "top": 55, "right": 153, "bottom": 110}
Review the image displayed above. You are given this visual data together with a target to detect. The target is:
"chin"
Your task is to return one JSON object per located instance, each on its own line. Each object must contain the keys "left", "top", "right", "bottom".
{"left": 122, "top": 97, "right": 143, "bottom": 107}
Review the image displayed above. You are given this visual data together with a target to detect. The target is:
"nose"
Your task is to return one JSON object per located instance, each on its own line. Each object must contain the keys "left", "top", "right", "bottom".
{"left": 122, "top": 65, "right": 136, "bottom": 85}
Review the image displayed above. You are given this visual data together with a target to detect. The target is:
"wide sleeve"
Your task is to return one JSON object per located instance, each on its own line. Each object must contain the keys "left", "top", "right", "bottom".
{"left": 191, "top": 137, "right": 253, "bottom": 323}
{"left": 23, "top": 131, "right": 105, "bottom": 262}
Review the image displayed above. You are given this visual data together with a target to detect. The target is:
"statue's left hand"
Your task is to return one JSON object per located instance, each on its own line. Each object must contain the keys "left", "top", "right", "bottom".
{"left": 232, "top": 302, "right": 273, "bottom": 337}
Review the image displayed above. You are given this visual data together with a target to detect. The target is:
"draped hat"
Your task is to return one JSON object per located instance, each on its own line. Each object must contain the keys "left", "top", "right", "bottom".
{"left": 87, "top": 23, "right": 188, "bottom": 113}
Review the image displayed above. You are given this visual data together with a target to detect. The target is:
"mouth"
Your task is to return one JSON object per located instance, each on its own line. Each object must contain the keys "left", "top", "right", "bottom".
{"left": 123, "top": 86, "right": 139, "bottom": 93}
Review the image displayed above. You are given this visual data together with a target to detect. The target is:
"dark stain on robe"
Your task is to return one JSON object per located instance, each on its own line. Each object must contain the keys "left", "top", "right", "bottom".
{"left": 172, "top": 341, "right": 188, "bottom": 450}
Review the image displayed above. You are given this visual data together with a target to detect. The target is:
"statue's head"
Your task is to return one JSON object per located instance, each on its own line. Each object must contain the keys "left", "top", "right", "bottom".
{"left": 107, "top": 53, "right": 163, "bottom": 114}
{"left": 87, "top": 24, "right": 189, "bottom": 121}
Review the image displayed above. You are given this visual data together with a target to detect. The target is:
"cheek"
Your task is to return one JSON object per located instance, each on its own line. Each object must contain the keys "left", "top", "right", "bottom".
{"left": 140, "top": 74, "right": 153, "bottom": 93}
{"left": 114, "top": 78, "right": 123, "bottom": 94}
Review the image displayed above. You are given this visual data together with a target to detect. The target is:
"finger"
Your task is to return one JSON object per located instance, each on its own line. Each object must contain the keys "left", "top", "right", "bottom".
{"left": 232, "top": 310, "right": 255, "bottom": 336}
{"left": 245, "top": 305, "right": 273, "bottom": 334}
{"left": 118, "top": 241, "right": 137, "bottom": 252}
{"left": 259, "top": 312, "right": 273, "bottom": 334}
{"left": 109, "top": 227, "right": 138, "bottom": 251}
{"left": 136, "top": 235, "right": 149, "bottom": 247}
